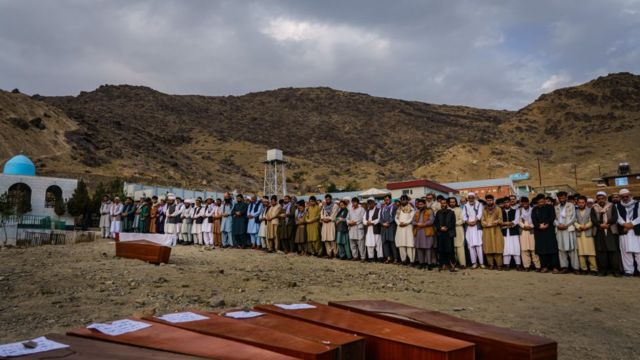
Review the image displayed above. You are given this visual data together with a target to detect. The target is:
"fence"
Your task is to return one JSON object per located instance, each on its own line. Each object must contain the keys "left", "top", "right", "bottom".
{"left": 14, "top": 230, "right": 97, "bottom": 247}
{"left": 1, "top": 215, "right": 52, "bottom": 227}
{"left": 16, "top": 231, "right": 67, "bottom": 247}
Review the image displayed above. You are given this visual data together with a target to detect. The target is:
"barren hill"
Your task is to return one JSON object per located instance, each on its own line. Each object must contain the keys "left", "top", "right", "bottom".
{"left": 418, "top": 72, "right": 640, "bottom": 188}
{"left": 1, "top": 72, "right": 639, "bottom": 193}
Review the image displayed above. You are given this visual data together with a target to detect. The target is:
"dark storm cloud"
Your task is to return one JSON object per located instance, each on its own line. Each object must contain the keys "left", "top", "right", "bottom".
{"left": 1, "top": 0, "right": 639, "bottom": 109}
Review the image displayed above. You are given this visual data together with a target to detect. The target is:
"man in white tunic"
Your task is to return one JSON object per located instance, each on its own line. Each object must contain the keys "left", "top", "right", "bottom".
{"left": 616, "top": 189, "right": 640, "bottom": 277}
{"left": 191, "top": 198, "right": 205, "bottom": 245}
{"left": 165, "top": 194, "right": 180, "bottom": 246}
{"left": 99, "top": 195, "right": 112, "bottom": 238}
{"left": 555, "top": 191, "right": 579, "bottom": 273}
{"left": 174, "top": 197, "right": 184, "bottom": 236}
{"left": 180, "top": 199, "right": 194, "bottom": 245}
{"left": 109, "top": 197, "right": 123, "bottom": 239}
{"left": 463, "top": 192, "right": 485, "bottom": 269}
{"left": 347, "top": 197, "right": 366, "bottom": 261}
{"left": 500, "top": 197, "right": 521, "bottom": 270}
{"left": 246, "top": 195, "right": 262, "bottom": 249}
{"left": 202, "top": 198, "right": 215, "bottom": 247}
{"left": 363, "top": 198, "right": 383, "bottom": 261}
{"left": 395, "top": 195, "right": 416, "bottom": 264}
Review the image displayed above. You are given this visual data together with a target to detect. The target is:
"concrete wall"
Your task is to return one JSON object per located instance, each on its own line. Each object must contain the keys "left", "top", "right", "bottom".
{"left": 0, "top": 174, "right": 77, "bottom": 224}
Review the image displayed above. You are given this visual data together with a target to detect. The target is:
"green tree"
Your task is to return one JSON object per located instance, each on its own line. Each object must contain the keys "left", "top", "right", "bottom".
{"left": 108, "top": 178, "right": 125, "bottom": 199}
{"left": 68, "top": 180, "right": 90, "bottom": 217}
{"left": 344, "top": 181, "right": 359, "bottom": 192}
{"left": 91, "top": 181, "right": 108, "bottom": 215}
{"left": 0, "top": 192, "right": 15, "bottom": 246}
{"left": 15, "top": 191, "right": 32, "bottom": 215}
{"left": 54, "top": 198, "right": 66, "bottom": 218}
{"left": 326, "top": 182, "right": 338, "bottom": 193}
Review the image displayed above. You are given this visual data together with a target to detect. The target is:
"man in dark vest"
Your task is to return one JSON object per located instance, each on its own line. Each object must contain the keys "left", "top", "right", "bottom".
{"left": 363, "top": 197, "right": 383, "bottom": 262}
{"left": 590, "top": 191, "right": 622, "bottom": 276}
{"left": 380, "top": 195, "right": 399, "bottom": 263}
{"left": 278, "top": 195, "right": 296, "bottom": 253}
{"left": 615, "top": 189, "right": 640, "bottom": 276}
{"left": 501, "top": 197, "right": 522, "bottom": 271}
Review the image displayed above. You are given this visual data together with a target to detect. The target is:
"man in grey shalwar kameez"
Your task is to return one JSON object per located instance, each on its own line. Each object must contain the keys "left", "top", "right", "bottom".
{"left": 555, "top": 191, "right": 579, "bottom": 273}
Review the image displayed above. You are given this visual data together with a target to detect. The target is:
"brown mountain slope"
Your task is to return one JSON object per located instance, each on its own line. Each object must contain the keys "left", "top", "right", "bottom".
{"left": 1, "top": 72, "right": 638, "bottom": 192}
{"left": 40, "top": 85, "right": 508, "bottom": 191}
{"left": 0, "top": 91, "right": 79, "bottom": 175}
{"left": 418, "top": 72, "right": 640, "bottom": 187}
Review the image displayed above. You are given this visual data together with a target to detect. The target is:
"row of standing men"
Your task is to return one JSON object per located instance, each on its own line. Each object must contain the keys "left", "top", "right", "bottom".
{"left": 97, "top": 188, "right": 640, "bottom": 276}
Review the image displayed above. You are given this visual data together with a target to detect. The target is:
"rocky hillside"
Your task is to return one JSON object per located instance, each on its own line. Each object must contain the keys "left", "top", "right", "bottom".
{"left": 1, "top": 72, "right": 638, "bottom": 192}
{"left": 0, "top": 90, "right": 79, "bottom": 175}
{"left": 417, "top": 72, "right": 640, "bottom": 186}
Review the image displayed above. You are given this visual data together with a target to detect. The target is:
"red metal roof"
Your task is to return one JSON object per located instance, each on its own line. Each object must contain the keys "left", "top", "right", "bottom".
{"left": 386, "top": 179, "right": 459, "bottom": 194}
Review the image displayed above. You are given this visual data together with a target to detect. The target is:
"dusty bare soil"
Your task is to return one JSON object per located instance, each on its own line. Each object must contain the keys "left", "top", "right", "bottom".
{"left": 0, "top": 240, "right": 639, "bottom": 360}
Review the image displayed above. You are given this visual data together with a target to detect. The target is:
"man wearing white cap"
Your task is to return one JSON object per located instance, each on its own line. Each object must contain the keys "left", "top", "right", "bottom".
{"left": 174, "top": 197, "right": 185, "bottom": 237}
{"left": 591, "top": 191, "right": 622, "bottom": 276}
{"left": 363, "top": 197, "right": 383, "bottom": 262}
{"left": 202, "top": 198, "right": 215, "bottom": 247}
{"left": 109, "top": 197, "right": 123, "bottom": 239}
{"left": 99, "top": 195, "right": 112, "bottom": 238}
{"left": 180, "top": 199, "right": 194, "bottom": 245}
{"left": 347, "top": 197, "right": 366, "bottom": 260}
{"left": 192, "top": 198, "right": 205, "bottom": 245}
{"left": 615, "top": 189, "right": 640, "bottom": 276}
{"left": 555, "top": 191, "right": 579, "bottom": 273}
{"left": 246, "top": 195, "right": 263, "bottom": 249}
{"left": 574, "top": 196, "right": 598, "bottom": 274}
{"left": 165, "top": 194, "right": 179, "bottom": 246}
{"left": 463, "top": 192, "right": 485, "bottom": 269}
{"left": 395, "top": 195, "right": 416, "bottom": 264}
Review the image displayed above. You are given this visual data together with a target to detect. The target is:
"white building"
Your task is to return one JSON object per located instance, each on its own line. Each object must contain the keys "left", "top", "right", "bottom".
{"left": 123, "top": 182, "right": 225, "bottom": 202}
{"left": 0, "top": 155, "right": 77, "bottom": 225}
{"left": 385, "top": 179, "right": 459, "bottom": 199}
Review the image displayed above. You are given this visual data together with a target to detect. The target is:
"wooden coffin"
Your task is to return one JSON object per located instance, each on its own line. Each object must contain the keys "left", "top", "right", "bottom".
{"left": 215, "top": 310, "right": 366, "bottom": 360}
{"left": 17, "top": 333, "right": 206, "bottom": 359}
{"left": 68, "top": 318, "right": 299, "bottom": 360}
{"left": 145, "top": 310, "right": 338, "bottom": 360}
{"left": 329, "top": 300, "right": 557, "bottom": 360}
{"left": 115, "top": 240, "right": 171, "bottom": 264}
{"left": 255, "top": 302, "right": 475, "bottom": 360}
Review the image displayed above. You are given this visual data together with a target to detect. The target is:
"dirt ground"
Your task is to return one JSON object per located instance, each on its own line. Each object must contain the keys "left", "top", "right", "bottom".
{"left": 0, "top": 240, "right": 638, "bottom": 360}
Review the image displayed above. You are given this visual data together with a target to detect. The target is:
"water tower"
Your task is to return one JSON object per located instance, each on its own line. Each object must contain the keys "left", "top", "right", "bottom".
{"left": 263, "top": 149, "right": 287, "bottom": 196}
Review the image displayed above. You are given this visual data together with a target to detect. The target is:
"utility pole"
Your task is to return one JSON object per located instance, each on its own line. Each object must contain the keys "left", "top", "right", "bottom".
{"left": 537, "top": 158, "right": 542, "bottom": 187}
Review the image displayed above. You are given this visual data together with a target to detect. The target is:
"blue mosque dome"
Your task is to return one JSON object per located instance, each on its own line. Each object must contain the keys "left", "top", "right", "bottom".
{"left": 2, "top": 155, "right": 36, "bottom": 176}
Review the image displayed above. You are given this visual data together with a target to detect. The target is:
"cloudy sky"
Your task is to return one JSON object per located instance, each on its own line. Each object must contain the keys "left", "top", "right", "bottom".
{"left": 1, "top": 0, "right": 639, "bottom": 109}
